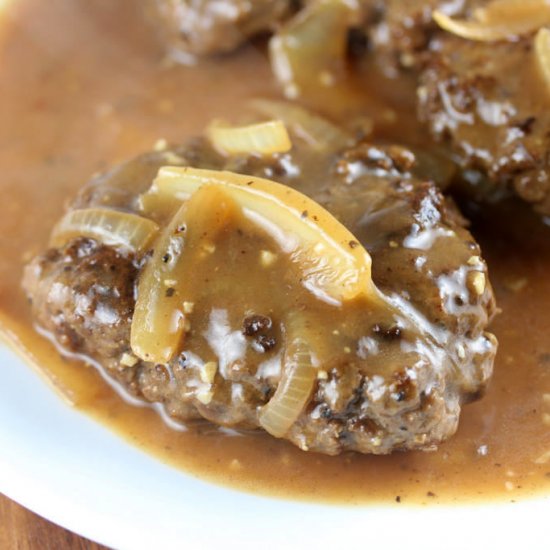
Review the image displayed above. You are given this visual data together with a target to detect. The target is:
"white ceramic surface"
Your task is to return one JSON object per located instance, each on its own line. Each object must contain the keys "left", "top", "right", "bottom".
{"left": 0, "top": 344, "right": 548, "bottom": 550}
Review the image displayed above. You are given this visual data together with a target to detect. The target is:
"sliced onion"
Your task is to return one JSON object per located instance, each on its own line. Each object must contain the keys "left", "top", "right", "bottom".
{"left": 473, "top": 0, "right": 550, "bottom": 24}
{"left": 535, "top": 27, "right": 550, "bottom": 92}
{"left": 258, "top": 335, "right": 316, "bottom": 438}
{"left": 250, "top": 99, "right": 354, "bottom": 150}
{"left": 269, "top": 0, "right": 356, "bottom": 100}
{"left": 131, "top": 186, "right": 234, "bottom": 363}
{"left": 433, "top": 2, "right": 550, "bottom": 41}
{"left": 145, "top": 166, "right": 377, "bottom": 305}
{"left": 50, "top": 208, "right": 159, "bottom": 254}
{"left": 207, "top": 119, "right": 292, "bottom": 156}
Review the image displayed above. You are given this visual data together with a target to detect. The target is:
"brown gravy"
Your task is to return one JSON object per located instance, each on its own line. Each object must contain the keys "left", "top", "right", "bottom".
{"left": 1, "top": 0, "right": 549, "bottom": 505}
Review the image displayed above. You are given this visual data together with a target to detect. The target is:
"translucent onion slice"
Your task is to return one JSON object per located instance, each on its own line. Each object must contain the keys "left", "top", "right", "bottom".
{"left": 250, "top": 99, "right": 354, "bottom": 150}
{"left": 258, "top": 336, "right": 316, "bottom": 438}
{"left": 535, "top": 27, "right": 550, "bottom": 91}
{"left": 131, "top": 186, "right": 234, "bottom": 363}
{"left": 146, "top": 166, "right": 377, "bottom": 305}
{"left": 433, "top": 3, "right": 550, "bottom": 41}
{"left": 207, "top": 120, "right": 292, "bottom": 156}
{"left": 269, "top": 0, "right": 355, "bottom": 100}
{"left": 50, "top": 208, "right": 159, "bottom": 254}
{"left": 473, "top": 0, "right": 550, "bottom": 24}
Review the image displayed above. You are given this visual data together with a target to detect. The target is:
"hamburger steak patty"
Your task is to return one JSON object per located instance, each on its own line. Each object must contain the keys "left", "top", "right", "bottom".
{"left": 24, "top": 133, "right": 497, "bottom": 455}
{"left": 418, "top": 34, "right": 550, "bottom": 213}
{"left": 360, "top": 0, "right": 550, "bottom": 213}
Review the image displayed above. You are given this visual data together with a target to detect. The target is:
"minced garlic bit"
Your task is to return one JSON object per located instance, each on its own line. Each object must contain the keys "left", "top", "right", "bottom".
{"left": 317, "top": 370, "right": 328, "bottom": 380}
{"left": 196, "top": 389, "right": 213, "bottom": 405}
{"left": 543, "top": 413, "right": 550, "bottom": 427}
{"left": 417, "top": 85, "right": 428, "bottom": 103}
{"left": 154, "top": 138, "right": 168, "bottom": 151}
{"left": 202, "top": 243, "right": 216, "bottom": 254}
{"left": 543, "top": 393, "right": 550, "bottom": 405}
{"left": 182, "top": 301, "right": 195, "bottom": 314}
{"left": 120, "top": 352, "right": 139, "bottom": 367}
{"left": 505, "top": 278, "right": 528, "bottom": 292}
{"left": 284, "top": 83, "right": 300, "bottom": 100}
{"left": 319, "top": 70, "right": 335, "bottom": 87}
{"left": 163, "top": 279, "right": 177, "bottom": 287}
{"left": 414, "top": 434, "right": 427, "bottom": 445}
{"left": 229, "top": 458, "right": 243, "bottom": 471}
{"left": 400, "top": 52, "right": 415, "bottom": 68}
{"left": 504, "top": 481, "right": 515, "bottom": 492}
{"left": 534, "top": 450, "right": 550, "bottom": 464}
{"left": 183, "top": 318, "right": 192, "bottom": 333}
{"left": 468, "top": 271, "right": 486, "bottom": 296}
{"left": 260, "top": 250, "right": 277, "bottom": 268}
{"left": 389, "top": 240, "right": 399, "bottom": 248}
{"left": 200, "top": 361, "right": 218, "bottom": 384}
{"left": 343, "top": 346, "right": 351, "bottom": 354}
{"left": 456, "top": 343, "right": 466, "bottom": 360}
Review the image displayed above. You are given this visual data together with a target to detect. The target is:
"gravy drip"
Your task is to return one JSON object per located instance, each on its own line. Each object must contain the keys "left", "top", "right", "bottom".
{"left": 0, "top": 0, "right": 549, "bottom": 504}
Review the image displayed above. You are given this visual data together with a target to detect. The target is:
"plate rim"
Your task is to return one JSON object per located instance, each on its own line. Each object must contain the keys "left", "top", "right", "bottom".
{"left": 1, "top": 344, "right": 549, "bottom": 550}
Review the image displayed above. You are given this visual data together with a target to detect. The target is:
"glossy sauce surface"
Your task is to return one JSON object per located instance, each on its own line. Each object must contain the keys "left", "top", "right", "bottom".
{"left": 1, "top": 0, "right": 549, "bottom": 505}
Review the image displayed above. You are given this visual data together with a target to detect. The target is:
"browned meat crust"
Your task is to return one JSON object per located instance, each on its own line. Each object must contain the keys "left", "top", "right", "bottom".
{"left": 24, "top": 138, "right": 497, "bottom": 455}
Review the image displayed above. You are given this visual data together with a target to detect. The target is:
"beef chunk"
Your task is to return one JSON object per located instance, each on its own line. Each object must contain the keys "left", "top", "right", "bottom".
{"left": 151, "top": 0, "right": 295, "bottom": 58}
{"left": 24, "top": 129, "right": 497, "bottom": 455}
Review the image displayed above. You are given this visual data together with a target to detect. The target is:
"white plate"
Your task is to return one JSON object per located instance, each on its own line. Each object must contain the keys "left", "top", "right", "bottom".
{"left": 0, "top": 344, "right": 548, "bottom": 550}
